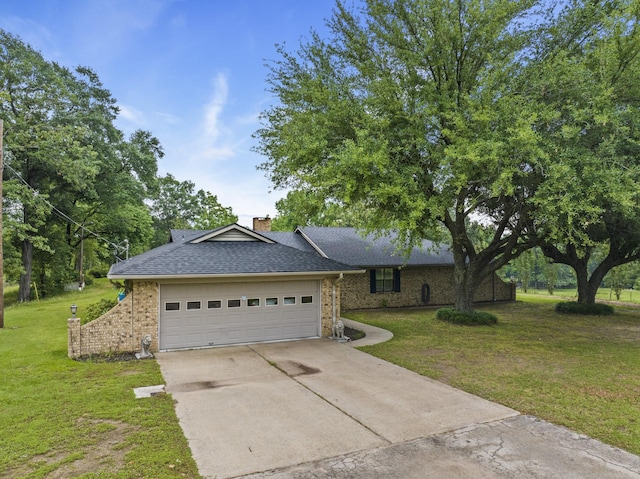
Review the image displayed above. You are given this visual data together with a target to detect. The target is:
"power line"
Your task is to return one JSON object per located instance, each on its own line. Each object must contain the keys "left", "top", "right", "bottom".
{"left": 3, "top": 163, "right": 129, "bottom": 261}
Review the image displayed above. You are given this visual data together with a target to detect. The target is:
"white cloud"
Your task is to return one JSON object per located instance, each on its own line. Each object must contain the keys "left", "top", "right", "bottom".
{"left": 118, "top": 104, "right": 146, "bottom": 125}
{"left": 203, "top": 73, "right": 229, "bottom": 140}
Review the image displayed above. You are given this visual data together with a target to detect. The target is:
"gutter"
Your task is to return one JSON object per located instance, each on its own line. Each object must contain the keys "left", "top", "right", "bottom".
{"left": 107, "top": 269, "right": 365, "bottom": 281}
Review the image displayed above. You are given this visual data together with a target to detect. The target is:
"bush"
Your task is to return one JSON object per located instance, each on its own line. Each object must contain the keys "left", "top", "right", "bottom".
{"left": 555, "top": 301, "right": 614, "bottom": 316}
{"left": 81, "top": 298, "right": 118, "bottom": 325}
{"left": 88, "top": 267, "right": 109, "bottom": 279}
{"left": 436, "top": 307, "right": 498, "bottom": 325}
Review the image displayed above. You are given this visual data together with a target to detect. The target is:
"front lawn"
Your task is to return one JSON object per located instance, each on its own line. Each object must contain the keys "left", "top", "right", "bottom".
{"left": 345, "top": 298, "right": 640, "bottom": 455}
{"left": 0, "top": 279, "right": 200, "bottom": 478}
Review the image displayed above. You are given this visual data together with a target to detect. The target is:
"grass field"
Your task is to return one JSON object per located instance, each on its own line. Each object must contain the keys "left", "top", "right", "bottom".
{"left": 345, "top": 298, "right": 640, "bottom": 456}
{"left": 519, "top": 287, "right": 640, "bottom": 304}
{"left": 0, "top": 280, "right": 200, "bottom": 479}
{"left": 3, "top": 280, "right": 639, "bottom": 476}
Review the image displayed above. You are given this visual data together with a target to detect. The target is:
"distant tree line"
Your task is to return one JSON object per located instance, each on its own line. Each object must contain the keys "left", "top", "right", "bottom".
{"left": 0, "top": 30, "right": 237, "bottom": 301}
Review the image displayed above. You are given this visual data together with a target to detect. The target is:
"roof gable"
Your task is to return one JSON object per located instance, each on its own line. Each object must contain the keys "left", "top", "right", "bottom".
{"left": 190, "top": 224, "right": 275, "bottom": 244}
{"left": 109, "top": 224, "right": 361, "bottom": 279}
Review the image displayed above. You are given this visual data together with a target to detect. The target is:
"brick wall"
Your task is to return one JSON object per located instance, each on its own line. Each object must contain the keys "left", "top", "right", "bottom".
{"left": 340, "top": 266, "right": 514, "bottom": 310}
{"left": 320, "top": 277, "right": 341, "bottom": 336}
{"left": 68, "top": 278, "right": 341, "bottom": 358}
{"left": 68, "top": 281, "right": 159, "bottom": 359}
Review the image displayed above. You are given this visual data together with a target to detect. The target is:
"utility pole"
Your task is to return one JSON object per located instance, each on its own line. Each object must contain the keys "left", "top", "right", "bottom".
{"left": 0, "top": 120, "right": 4, "bottom": 328}
{"left": 79, "top": 222, "right": 85, "bottom": 291}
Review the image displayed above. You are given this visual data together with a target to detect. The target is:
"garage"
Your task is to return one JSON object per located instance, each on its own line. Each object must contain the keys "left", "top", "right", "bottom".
{"left": 159, "top": 280, "right": 321, "bottom": 350}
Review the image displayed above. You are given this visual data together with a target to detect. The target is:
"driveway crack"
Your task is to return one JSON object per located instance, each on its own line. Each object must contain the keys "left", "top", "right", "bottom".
{"left": 248, "top": 345, "right": 392, "bottom": 446}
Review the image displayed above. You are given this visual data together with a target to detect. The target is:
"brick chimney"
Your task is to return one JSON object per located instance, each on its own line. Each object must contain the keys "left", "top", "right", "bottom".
{"left": 253, "top": 216, "right": 272, "bottom": 232}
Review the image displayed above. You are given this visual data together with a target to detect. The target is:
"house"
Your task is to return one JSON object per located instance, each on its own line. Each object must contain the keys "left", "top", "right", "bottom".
{"left": 274, "top": 226, "right": 515, "bottom": 310}
{"left": 67, "top": 218, "right": 514, "bottom": 358}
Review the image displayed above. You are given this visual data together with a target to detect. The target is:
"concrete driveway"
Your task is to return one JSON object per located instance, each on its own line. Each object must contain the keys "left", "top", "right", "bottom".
{"left": 157, "top": 338, "right": 640, "bottom": 479}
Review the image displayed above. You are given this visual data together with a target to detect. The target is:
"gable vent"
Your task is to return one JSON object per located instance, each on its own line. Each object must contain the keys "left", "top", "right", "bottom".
{"left": 206, "top": 230, "right": 261, "bottom": 242}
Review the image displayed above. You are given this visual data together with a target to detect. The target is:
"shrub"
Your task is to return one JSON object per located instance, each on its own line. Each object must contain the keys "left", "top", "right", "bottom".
{"left": 555, "top": 301, "right": 614, "bottom": 316}
{"left": 88, "top": 267, "right": 109, "bottom": 278}
{"left": 344, "top": 326, "right": 366, "bottom": 341}
{"left": 81, "top": 298, "right": 118, "bottom": 325}
{"left": 436, "top": 307, "right": 498, "bottom": 325}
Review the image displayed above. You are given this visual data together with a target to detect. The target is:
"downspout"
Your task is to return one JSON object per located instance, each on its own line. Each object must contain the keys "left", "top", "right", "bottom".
{"left": 332, "top": 273, "right": 344, "bottom": 338}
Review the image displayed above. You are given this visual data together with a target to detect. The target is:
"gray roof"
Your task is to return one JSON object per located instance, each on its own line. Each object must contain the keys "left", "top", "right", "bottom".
{"left": 260, "top": 231, "right": 318, "bottom": 253}
{"left": 297, "top": 227, "right": 453, "bottom": 267}
{"left": 108, "top": 227, "right": 361, "bottom": 279}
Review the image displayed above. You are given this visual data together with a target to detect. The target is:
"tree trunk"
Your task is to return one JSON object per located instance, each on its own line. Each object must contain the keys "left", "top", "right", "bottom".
{"left": 19, "top": 238, "right": 33, "bottom": 302}
{"left": 575, "top": 269, "right": 598, "bottom": 304}
{"left": 452, "top": 256, "right": 480, "bottom": 313}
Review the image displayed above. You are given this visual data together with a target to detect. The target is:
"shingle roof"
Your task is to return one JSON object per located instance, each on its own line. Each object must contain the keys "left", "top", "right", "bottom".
{"left": 260, "top": 231, "right": 318, "bottom": 253}
{"left": 108, "top": 227, "right": 361, "bottom": 279}
{"left": 297, "top": 227, "right": 453, "bottom": 267}
{"left": 108, "top": 225, "right": 452, "bottom": 279}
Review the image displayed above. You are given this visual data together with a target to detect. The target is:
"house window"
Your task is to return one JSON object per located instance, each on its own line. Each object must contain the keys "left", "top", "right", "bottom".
{"left": 247, "top": 298, "right": 260, "bottom": 307}
{"left": 370, "top": 268, "right": 401, "bottom": 293}
{"left": 186, "top": 301, "right": 201, "bottom": 310}
{"left": 208, "top": 300, "right": 222, "bottom": 309}
{"left": 266, "top": 297, "right": 278, "bottom": 306}
{"left": 165, "top": 302, "right": 180, "bottom": 311}
{"left": 301, "top": 296, "right": 313, "bottom": 304}
{"left": 228, "top": 299, "right": 241, "bottom": 308}
{"left": 283, "top": 296, "right": 296, "bottom": 305}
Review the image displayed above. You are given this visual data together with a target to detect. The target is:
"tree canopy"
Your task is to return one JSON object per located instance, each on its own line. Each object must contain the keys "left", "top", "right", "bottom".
{"left": 256, "top": 0, "right": 555, "bottom": 311}
{"left": 148, "top": 173, "right": 238, "bottom": 247}
{"left": 0, "top": 30, "right": 236, "bottom": 300}
{"left": 530, "top": 1, "right": 640, "bottom": 303}
{"left": 256, "top": 0, "right": 640, "bottom": 311}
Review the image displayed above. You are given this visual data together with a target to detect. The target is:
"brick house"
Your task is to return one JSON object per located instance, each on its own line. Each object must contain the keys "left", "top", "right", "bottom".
{"left": 280, "top": 227, "right": 515, "bottom": 310}
{"left": 67, "top": 219, "right": 514, "bottom": 358}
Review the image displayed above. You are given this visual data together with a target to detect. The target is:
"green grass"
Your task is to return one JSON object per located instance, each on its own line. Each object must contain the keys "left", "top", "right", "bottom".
{"left": 520, "top": 287, "right": 640, "bottom": 304}
{"left": 345, "top": 298, "right": 640, "bottom": 455}
{"left": 0, "top": 279, "right": 200, "bottom": 479}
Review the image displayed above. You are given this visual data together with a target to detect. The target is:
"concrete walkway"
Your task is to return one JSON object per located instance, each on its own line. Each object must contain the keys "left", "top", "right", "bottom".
{"left": 156, "top": 322, "right": 640, "bottom": 479}
{"left": 341, "top": 317, "right": 393, "bottom": 347}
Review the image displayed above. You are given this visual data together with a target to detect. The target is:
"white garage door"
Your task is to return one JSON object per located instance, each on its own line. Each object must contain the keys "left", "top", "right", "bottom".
{"left": 159, "top": 280, "right": 321, "bottom": 350}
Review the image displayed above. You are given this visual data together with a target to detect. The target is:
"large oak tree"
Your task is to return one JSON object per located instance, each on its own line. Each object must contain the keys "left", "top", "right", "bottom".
{"left": 255, "top": 0, "right": 561, "bottom": 312}
{"left": 531, "top": 1, "right": 640, "bottom": 304}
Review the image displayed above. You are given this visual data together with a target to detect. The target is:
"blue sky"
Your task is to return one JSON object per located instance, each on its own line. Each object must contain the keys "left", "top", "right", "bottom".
{"left": 0, "top": 0, "right": 347, "bottom": 226}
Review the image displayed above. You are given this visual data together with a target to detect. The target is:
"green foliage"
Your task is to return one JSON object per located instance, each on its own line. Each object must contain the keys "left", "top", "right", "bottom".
{"left": 555, "top": 302, "right": 615, "bottom": 316}
{"left": 272, "top": 190, "right": 374, "bottom": 230}
{"left": 87, "top": 266, "right": 109, "bottom": 278}
{"left": 81, "top": 297, "right": 119, "bottom": 325}
{"left": 0, "top": 29, "right": 163, "bottom": 301}
{"left": 435, "top": 307, "right": 498, "bottom": 326}
{"left": 149, "top": 173, "right": 237, "bottom": 246}
{"left": 532, "top": 2, "right": 640, "bottom": 304}
{"left": 256, "top": 0, "right": 621, "bottom": 312}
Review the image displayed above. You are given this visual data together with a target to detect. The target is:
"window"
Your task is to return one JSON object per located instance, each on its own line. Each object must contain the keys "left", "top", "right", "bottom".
{"left": 247, "top": 298, "right": 260, "bottom": 307}
{"left": 186, "top": 301, "right": 201, "bottom": 310}
{"left": 283, "top": 296, "right": 296, "bottom": 305}
{"left": 266, "top": 297, "right": 278, "bottom": 306}
{"left": 228, "top": 299, "right": 241, "bottom": 308}
{"left": 370, "top": 268, "right": 401, "bottom": 293}
{"left": 165, "top": 302, "right": 180, "bottom": 311}
{"left": 208, "top": 300, "right": 222, "bottom": 309}
{"left": 301, "top": 296, "right": 313, "bottom": 304}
